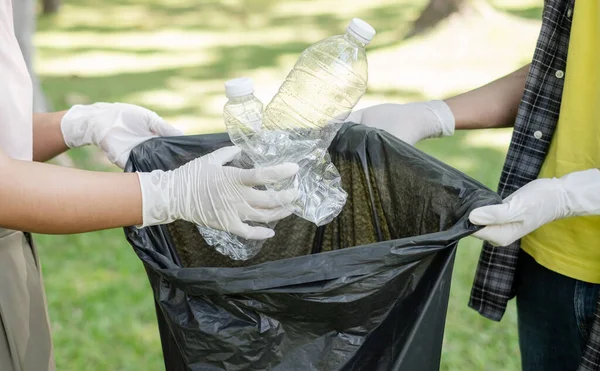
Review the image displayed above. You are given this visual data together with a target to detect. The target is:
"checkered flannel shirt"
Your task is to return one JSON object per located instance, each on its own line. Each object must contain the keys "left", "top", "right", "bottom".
{"left": 467, "top": 0, "right": 600, "bottom": 369}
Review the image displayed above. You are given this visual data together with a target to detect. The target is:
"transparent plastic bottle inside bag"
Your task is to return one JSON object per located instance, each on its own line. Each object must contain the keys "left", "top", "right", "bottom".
{"left": 196, "top": 77, "right": 275, "bottom": 261}
{"left": 198, "top": 19, "right": 376, "bottom": 260}
{"left": 260, "top": 18, "right": 376, "bottom": 225}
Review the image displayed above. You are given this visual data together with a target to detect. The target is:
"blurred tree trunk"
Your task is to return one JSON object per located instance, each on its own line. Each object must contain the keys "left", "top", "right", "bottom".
{"left": 13, "top": 0, "right": 52, "bottom": 112}
{"left": 42, "top": 0, "right": 61, "bottom": 14}
{"left": 406, "top": 0, "right": 471, "bottom": 38}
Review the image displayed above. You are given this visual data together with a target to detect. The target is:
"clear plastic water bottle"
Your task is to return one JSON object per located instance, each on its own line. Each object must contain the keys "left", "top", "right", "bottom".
{"left": 196, "top": 77, "right": 271, "bottom": 261}
{"left": 198, "top": 19, "right": 376, "bottom": 260}
{"left": 221, "top": 77, "right": 316, "bottom": 169}
{"left": 262, "top": 18, "right": 376, "bottom": 138}
{"left": 222, "top": 77, "right": 263, "bottom": 149}
{"left": 259, "top": 18, "right": 376, "bottom": 225}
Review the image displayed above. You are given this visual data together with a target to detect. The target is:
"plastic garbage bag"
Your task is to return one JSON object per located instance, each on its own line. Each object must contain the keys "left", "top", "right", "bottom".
{"left": 123, "top": 122, "right": 501, "bottom": 371}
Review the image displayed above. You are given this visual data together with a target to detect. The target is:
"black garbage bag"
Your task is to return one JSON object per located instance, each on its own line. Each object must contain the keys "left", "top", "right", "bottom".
{"left": 123, "top": 123, "right": 501, "bottom": 371}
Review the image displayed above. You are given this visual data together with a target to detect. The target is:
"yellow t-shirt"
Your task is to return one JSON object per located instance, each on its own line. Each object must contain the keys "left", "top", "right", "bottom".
{"left": 521, "top": 0, "right": 600, "bottom": 283}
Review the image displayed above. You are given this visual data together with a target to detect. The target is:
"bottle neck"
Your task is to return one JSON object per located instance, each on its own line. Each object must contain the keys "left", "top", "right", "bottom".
{"left": 227, "top": 95, "right": 256, "bottom": 104}
{"left": 344, "top": 32, "right": 367, "bottom": 47}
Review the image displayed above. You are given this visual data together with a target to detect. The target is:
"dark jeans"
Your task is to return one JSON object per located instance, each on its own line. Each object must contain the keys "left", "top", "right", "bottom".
{"left": 516, "top": 250, "right": 600, "bottom": 371}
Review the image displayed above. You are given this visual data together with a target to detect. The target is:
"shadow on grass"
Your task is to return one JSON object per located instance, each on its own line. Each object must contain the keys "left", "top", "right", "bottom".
{"left": 37, "top": 0, "right": 421, "bottom": 39}
{"left": 500, "top": 5, "right": 543, "bottom": 20}
{"left": 36, "top": 0, "right": 432, "bottom": 117}
{"left": 37, "top": 0, "right": 512, "bottom": 179}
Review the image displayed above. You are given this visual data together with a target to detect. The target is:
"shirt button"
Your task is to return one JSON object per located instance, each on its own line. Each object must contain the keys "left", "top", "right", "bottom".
{"left": 567, "top": 8, "right": 573, "bottom": 17}
{"left": 556, "top": 70, "right": 565, "bottom": 79}
{"left": 534, "top": 130, "right": 543, "bottom": 139}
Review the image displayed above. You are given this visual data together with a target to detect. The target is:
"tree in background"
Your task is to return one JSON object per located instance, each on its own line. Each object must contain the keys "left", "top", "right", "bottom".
{"left": 406, "top": 0, "right": 496, "bottom": 38}
{"left": 12, "top": 0, "right": 58, "bottom": 113}
{"left": 42, "top": 0, "right": 61, "bottom": 14}
{"left": 407, "top": 0, "right": 465, "bottom": 37}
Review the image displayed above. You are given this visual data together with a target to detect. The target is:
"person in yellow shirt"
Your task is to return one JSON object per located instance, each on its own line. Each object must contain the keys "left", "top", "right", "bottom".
{"left": 349, "top": 0, "right": 600, "bottom": 369}
{"left": 520, "top": 1, "right": 600, "bottom": 283}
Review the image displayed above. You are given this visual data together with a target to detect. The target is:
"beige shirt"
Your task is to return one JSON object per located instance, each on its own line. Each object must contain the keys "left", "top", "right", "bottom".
{"left": 0, "top": 0, "right": 33, "bottom": 161}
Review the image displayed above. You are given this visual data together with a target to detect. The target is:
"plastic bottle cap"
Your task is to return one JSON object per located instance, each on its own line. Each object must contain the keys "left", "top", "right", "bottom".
{"left": 346, "top": 18, "right": 376, "bottom": 45}
{"left": 225, "top": 77, "right": 255, "bottom": 98}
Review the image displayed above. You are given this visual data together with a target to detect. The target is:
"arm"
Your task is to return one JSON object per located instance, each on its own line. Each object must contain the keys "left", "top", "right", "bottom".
{"left": 0, "top": 149, "right": 143, "bottom": 233}
{"left": 0, "top": 146, "right": 299, "bottom": 238}
{"left": 348, "top": 63, "right": 531, "bottom": 145}
{"left": 32, "top": 110, "right": 68, "bottom": 162}
{"left": 445, "top": 63, "right": 530, "bottom": 130}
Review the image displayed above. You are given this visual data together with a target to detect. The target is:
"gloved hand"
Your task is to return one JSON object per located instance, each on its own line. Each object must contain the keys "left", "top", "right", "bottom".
{"left": 346, "top": 101, "right": 455, "bottom": 145}
{"left": 137, "top": 146, "right": 300, "bottom": 240}
{"left": 61, "top": 102, "right": 183, "bottom": 168}
{"left": 469, "top": 169, "right": 600, "bottom": 246}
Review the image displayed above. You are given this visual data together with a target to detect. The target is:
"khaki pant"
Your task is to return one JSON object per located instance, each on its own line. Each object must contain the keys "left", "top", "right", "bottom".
{"left": 0, "top": 229, "right": 55, "bottom": 371}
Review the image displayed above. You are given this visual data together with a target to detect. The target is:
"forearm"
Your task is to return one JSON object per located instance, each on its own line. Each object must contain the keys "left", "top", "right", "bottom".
{"left": 0, "top": 152, "right": 143, "bottom": 234}
{"left": 32, "top": 110, "right": 69, "bottom": 162}
{"left": 444, "top": 64, "right": 530, "bottom": 130}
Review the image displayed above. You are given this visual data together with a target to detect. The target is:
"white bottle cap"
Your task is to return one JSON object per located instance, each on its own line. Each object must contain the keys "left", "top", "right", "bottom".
{"left": 346, "top": 18, "right": 376, "bottom": 45}
{"left": 225, "top": 77, "right": 254, "bottom": 98}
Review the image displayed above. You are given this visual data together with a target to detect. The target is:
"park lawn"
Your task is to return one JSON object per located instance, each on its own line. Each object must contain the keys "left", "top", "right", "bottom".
{"left": 32, "top": 0, "right": 543, "bottom": 369}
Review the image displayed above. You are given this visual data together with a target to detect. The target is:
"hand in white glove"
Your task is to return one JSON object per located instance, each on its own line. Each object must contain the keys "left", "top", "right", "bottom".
{"left": 61, "top": 102, "right": 183, "bottom": 168}
{"left": 469, "top": 169, "right": 600, "bottom": 246}
{"left": 137, "top": 146, "right": 299, "bottom": 240}
{"left": 346, "top": 101, "right": 455, "bottom": 145}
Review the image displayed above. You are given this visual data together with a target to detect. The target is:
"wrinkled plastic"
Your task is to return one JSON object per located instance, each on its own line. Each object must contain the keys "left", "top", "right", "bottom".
{"left": 198, "top": 30, "right": 372, "bottom": 261}
{"left": 124, "top": 122, "right": 501, "bottom": 371}
{"left": 245, "top": 29, "right": 372, "bottom": 220}
{"left": 197, "top": 91, "right": 322, "bottom": 260}
{"left": 196, "top": 93, "right": 269, "bottom": 261}
{"left": 257, "top": 30, "right": 372, "bottom": 225}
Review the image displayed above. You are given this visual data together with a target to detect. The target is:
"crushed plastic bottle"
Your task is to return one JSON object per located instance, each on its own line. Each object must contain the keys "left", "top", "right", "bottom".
{"left": 259, "top": 17, "right": 376, "bottom": 225}
{"left": 199, "top": 18, "right": 376, "bottom": 260}
{"left": 196, "top": 77, "right": 274, "bottom": 261}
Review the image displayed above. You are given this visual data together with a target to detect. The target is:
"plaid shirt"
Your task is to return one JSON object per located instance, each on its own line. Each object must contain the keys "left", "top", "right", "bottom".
{"left": 468, "top": 0, "right": 600, "bottom": 369}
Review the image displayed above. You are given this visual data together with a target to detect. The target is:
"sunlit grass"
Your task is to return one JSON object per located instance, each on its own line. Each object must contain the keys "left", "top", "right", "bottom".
{"left": 35, "top": 0, "right": 541, "bottom": 134}
{"left": 464, "top": 128, "right": 514, "bottom": 150}
{"left": 33, "top": 0, "right": 543, "bottom": 369}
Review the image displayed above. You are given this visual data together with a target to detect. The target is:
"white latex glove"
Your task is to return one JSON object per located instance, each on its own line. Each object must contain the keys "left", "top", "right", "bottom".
{"left": 61, "top": 102, "right": 183, "bottom": 168}
{"left": 346, "top": 101, "right": 455, "bottom": 145}
{"left": 137, "top": 146, "right": 299, "bottom": 240}
{"left": 469, "top": 169, "right": 600, "bottom": 247}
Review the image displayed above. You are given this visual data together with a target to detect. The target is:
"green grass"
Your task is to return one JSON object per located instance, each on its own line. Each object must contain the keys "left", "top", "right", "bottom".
{"left": 31, "top": 0, "right": 543, "bottom": 369}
